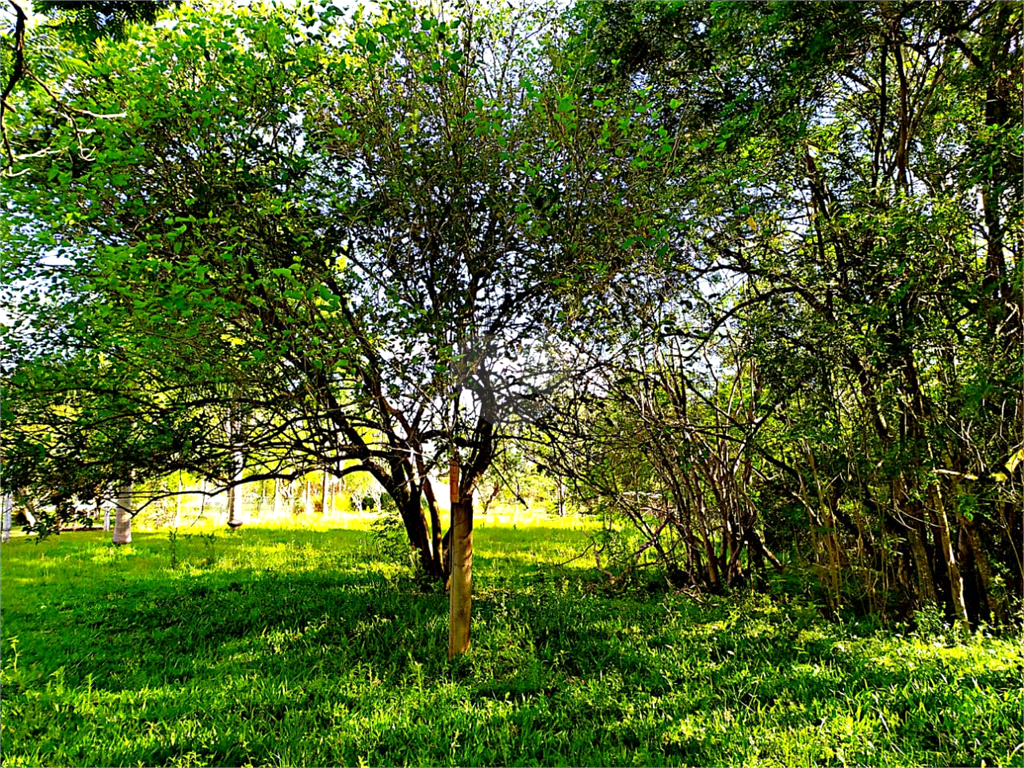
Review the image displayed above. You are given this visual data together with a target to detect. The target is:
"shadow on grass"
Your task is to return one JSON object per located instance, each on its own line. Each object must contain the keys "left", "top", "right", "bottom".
{"left": 1, "top": 527, "right": 1020, "bottom": 767}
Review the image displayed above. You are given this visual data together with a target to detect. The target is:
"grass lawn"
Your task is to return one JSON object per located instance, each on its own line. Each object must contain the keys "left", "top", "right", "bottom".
{"left": 1, "top": 518, "right": 1020, "bottom": 767}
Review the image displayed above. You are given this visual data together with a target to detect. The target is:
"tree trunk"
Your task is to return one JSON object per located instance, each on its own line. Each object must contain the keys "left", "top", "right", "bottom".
{"left": 1, "top": 494, "right": 11, "bottom": 543}
{"left": 422, "top": 476, "right": 444, "bottom": 573}
{"left": 22, "top": 501, "right": 36, "bottom": 528}
{"left": 226, "top": 446, "right": 245, "bottom": 529}
{"left": 103, "top": 505, "right": 111, "bottom": 531}
{"left": 930, "top": 485, "right": 970, "bottom": 630}
{"left": 908, "top": 523, "right": 938, "bottom": 605}
{"left": 960, "top": 510, "right": 1005, "bottom": 624}
{"left": 273, "top": 478, "right": 281, "bottom": 518}
{"left": 226, "top": 484, "right": 243, "bottom": 528}
{"left": 320, "top": 469, "right": 329, "bottom": 515}
{"left": 175, "top": 472, "right": 183, "bottom": 528}
{"left": 448, "top": 463, "right": 473, "bottom": 659}
{"left": 401, "top": 494, "right": 441, "bottom": 579}
{"left": 113, "top": 479, "right": 133, "bottom": 546}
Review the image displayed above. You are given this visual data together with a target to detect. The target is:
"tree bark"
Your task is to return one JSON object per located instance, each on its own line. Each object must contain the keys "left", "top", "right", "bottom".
{"left": 113, "top": 479, "right": 133, "bottom": 546}
{"left": 959, "top": 510, "right": 1004, "bottom": 624}
{"left": 226, "top": 453, "right": 245, "bottom": 529}
{"left": 409, "top": 500, "right": 441, "bottom": 578}
{"left": 448, "top": 463, "right": 473, "bottom": 659}
{"left": 907, "top": 522, "right": 938, "bottom": 605}
{"left": 22, "top": 500, "right": 36, "bottom": 528}
{"left": 422, "top": 475, "right": 443, "bottom": 570}
{"left": 930, "top": 485, "right": 970, "bottom": 629}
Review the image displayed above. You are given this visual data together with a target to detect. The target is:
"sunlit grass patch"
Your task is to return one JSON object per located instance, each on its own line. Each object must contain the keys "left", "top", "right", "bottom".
{"left": 1, "top": 521, "right": 1020, "bottom": 767}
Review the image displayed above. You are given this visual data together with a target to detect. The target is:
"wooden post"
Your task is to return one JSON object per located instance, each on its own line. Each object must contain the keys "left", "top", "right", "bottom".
{"left": 448, "top": 461, "right": 472, "bottom": 659}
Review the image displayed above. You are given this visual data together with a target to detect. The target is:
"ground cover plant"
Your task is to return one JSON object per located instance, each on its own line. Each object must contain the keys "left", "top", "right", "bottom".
{"left": 1, "top": 519, "right": 1020, "bottom": 768}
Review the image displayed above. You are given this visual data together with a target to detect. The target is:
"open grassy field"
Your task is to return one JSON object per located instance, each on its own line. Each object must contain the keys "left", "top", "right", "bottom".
{"left": 1, "top": 518, "right": 1020, "bottom": 767}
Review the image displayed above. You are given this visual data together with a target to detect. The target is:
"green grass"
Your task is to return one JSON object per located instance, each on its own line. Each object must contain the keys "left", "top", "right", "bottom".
{"left": 1, "top": 520, "right": 1020, "bottom": 767}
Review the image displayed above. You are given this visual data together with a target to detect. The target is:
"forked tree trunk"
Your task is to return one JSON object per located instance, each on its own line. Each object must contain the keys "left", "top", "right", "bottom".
{"left": 448, "top": 462, "right": 473, "bottom": 659}
{"left": 1, "top": 494, "right": 12, "bottom": 543}
{"left": 113, "top": 480, "right": 133, "bottom": 546}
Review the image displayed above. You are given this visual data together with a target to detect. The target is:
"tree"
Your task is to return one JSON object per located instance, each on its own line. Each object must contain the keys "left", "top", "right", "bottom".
{"left": 111, "top": 476, "right": 132, "bottom": 545}
{"left": 2, "top": 0, "right": 676, "bottom": 653}
{"left": 565, "top": 0, "right": 1022, "bottom": 624}
{"left": 1, "top": 494, "right": 11, "bottom": 542}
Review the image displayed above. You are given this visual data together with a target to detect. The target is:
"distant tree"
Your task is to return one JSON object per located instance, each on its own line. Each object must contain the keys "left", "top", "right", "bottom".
{"left": 1, "top": 494, "right": 11, "bottom": 542}
{"left": 111, "top": 477, "right": 132, "bottom": 545}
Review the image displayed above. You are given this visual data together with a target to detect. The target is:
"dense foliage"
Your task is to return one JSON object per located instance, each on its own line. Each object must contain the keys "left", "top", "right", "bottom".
{"left": 537, "top": 0, "right": 1023, "bottom": 628}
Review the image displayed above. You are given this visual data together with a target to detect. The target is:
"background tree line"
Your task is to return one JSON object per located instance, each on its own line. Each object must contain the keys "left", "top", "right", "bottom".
{"left": 536, "top": 0, "right": 1022, "bottom": 629}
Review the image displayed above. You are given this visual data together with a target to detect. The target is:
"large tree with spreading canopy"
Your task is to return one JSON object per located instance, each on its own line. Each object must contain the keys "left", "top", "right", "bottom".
{"left": 1, "top": 0, "right": 676, "bottom": 654}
